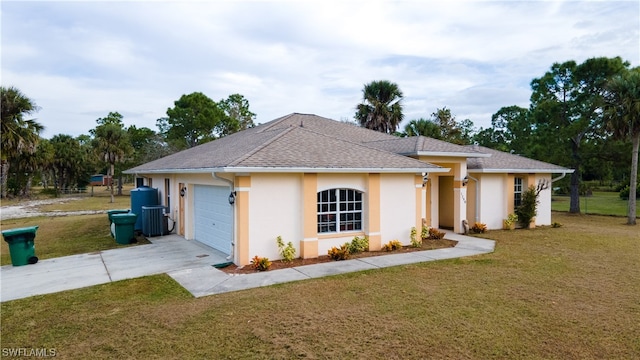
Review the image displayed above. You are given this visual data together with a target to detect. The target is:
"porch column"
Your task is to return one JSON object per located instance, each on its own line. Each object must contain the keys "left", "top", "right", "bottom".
{"left": 415, "top": 174, "right": 425, "bottom": 233}
{"left": 367, "top": 173, "right": 382, "bottom": 251}
{"left": 301, "top": 173, "right": 318, "bottom": 259}
{"left": 235, "top": 176, "right": 251, "bottom": 266}
{"left": 453, "top": 163, "right": 467, "bottom": 234}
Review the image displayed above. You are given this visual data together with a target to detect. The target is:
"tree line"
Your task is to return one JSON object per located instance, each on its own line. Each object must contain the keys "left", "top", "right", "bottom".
{"left": 354, "top": 57, "right": 638, "bottom": 224}
{"left": 2, "top": 56, "right": 638, "bottom": 223}
{"left": 0, "top": 90, "right": 255, "bottom": 202}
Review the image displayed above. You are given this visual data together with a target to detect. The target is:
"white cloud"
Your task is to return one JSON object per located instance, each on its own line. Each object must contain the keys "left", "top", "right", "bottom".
{"left": 1, "top": 0, "right": 638, "bottom": 138}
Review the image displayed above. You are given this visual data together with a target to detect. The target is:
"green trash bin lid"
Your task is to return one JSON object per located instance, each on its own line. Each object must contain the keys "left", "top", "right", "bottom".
{"left": 2, "top": 226, "right": 39, "bottom": 238}
{"left": 112, "top": 213, "right": 137, "bottom": 224}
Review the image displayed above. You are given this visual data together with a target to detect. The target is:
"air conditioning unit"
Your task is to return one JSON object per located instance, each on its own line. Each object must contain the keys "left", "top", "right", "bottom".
{"left": 141, "top": 206, "right": 168, "bottom": 237}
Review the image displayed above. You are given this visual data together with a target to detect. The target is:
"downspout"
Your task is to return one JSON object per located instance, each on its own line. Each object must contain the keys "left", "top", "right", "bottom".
{"left": 552, "top": 173, "right": 567, "bottom": 183}
{"left": 467, "top": 174, "right": 480, "bottom": 223}
{"left": 212, "top": 172, "right": 236, "bottom": 262}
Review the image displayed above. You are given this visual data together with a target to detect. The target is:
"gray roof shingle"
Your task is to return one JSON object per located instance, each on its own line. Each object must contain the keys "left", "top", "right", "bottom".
{"left": 126, "top": 113, "right": 442, "bottom": 173}
{"left": 365, "top": 136, "right": 488, "bottom": 157}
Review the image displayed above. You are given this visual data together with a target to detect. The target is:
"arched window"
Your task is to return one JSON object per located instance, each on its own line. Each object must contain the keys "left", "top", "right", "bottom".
{"left": 317, "top": 189, "right": 363, "bottom": 233}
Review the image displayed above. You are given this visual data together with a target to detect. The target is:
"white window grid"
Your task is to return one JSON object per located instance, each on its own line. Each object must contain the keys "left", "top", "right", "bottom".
{"left": 317, "top": 189, "right": 363, "bottom": 233}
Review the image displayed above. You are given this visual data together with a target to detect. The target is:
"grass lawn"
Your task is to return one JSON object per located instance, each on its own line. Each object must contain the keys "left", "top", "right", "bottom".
{"left": 2, "top": 212, "right": 639, "bottom": 359}
{"left": 0, "top": 215, "right": 148, "bottom": 265}
{"left": 552, "top": 191, "right": 639, "bottom": 217}
{"left": 1, "top": 189, "right": 146, "bottom": 265}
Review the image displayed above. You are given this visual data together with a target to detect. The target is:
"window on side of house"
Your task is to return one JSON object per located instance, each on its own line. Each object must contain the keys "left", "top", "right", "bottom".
{"left": 514, "top": 177, "right": 523, "bottom": 208}
{"left": 317, "top": 189, "right": 363, "bottom": 234}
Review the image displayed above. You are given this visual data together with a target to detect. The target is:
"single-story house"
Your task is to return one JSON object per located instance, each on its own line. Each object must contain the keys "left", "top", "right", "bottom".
{"left": 125, "top": 113, "right": 573, "bottom": 266}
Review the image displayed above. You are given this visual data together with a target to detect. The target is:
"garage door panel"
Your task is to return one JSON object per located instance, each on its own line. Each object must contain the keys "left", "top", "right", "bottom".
{"left": 194, "top": 185, "right": 233, "bottom": 255}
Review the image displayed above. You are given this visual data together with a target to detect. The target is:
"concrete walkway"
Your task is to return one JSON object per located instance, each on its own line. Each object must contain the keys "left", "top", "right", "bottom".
{"left": 1, "top": 232, "right": 494, "bottom": 302}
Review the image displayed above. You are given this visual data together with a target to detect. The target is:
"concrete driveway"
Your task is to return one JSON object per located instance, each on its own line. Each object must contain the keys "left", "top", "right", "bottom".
{"left": 0, "top": 235, "right": 229, "bottom": 302}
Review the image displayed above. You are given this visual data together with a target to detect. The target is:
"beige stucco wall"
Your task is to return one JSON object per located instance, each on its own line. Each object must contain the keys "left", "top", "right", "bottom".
{"left": 535, "top": 174, "right": 553, "bottom": 225}
{"left": 379, "top": 174, "right": 419, "bottom": 246}
{"left": 247, "top": 173, "right": 303, "bottom": 261}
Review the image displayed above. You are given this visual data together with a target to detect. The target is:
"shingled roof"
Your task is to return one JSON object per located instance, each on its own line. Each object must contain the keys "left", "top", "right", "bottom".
{"left": 125, "top": 113, "right": 446, "bottom": 174}
{"left": 466, "top": 145, "right": 573, "bottom": 173}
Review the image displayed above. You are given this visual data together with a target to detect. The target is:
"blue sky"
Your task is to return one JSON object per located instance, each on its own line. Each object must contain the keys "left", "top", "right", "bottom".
{"left": 2, "top": 0, "right": 638, "bottom": 138}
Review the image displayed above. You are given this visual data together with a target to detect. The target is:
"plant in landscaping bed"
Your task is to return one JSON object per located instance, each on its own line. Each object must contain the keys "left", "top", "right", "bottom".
{"left": 552, "top": 222, "right": 563, "bottom": 228}
{"left": 328, "top": 244, "right": 350, "bottom": 260}
{"left": 421, "top": 225, "right": 429, "bottom": 240}
{"left": 382, "top": 239, "right": 403, "bottom": 251}
{"left": 427, "top": 228, "right": 445, "bottom": 240}
{"left": 410, "top": 227, "right": 422, "bottom": 247}
{"left": 276, "top": 236, "right": 296, "bottom": 262}
{"left": 471, "top": 222, "right": 487, "bottom": 234}
{"left": 250, "top": 255, "right": 272, "bottom": 271}
{"left": 348, "top": 236, "right": 368, "bottom": 254}
{"left": 504, "top": 213, "right": 518, "bottom": 229}
{"left": 516, "top": 185, "right": 540, "bottom": 228}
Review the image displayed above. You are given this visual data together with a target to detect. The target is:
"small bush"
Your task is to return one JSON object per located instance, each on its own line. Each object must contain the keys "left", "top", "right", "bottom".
{"left": 250, "top": 255, "right": 271, "bottom": 271}
{"left": 348, "top": 236, "right": 368, "bottom": 254}
{"left": 410, "top": 227, "right": 422, "bottom": 247}
{"left": 382, "top": 239, "right": 403, "bottom": 251}
{"left": 619, "top": 184, "right": 640, "bottom": 200}
{"left": 471, "top": 222, "right": 487, "bottom": 234}
{"left": 421, "top": 225, "right": 429, "bottom": 240}
{"left": 276, "top": 236, "right": 296, "bottom": 262}
{"left": 515, "top": 186, "right": 538, "bottom": 228}
{"left": 427, "top": 228, "right": 445, "bottom": 240}
{"left": 328, "top": 244, "right": 350, "bottom": 260}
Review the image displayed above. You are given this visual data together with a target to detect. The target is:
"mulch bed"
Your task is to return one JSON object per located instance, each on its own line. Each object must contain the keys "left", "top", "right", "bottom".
{"left": 219, "top": 239, "right": 457, "bottom": 275}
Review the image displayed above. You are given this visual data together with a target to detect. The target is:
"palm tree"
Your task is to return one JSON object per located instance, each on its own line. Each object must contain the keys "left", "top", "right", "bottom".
{"left": 355, "top": 80, "right": 404, "bottom": 134}
{"left": 403, "top": 118, "right": 441, "bottom": 138}
{"left": 603, "top": 67, "right": 640, "bottom": 225}
{"left": 93, "top": 123, "right": 132, "bottom": 203}
{"left": 1, "top": 87, "right": 43, "bottom": 198}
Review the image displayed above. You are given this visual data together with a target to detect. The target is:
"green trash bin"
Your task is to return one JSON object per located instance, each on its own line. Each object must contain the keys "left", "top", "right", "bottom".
{"left": 112, "top": 213, "right": 137, "bottom": 245}
{"left": 2, "top": 226, "right": 39, "bottom": 266}
{"left": 107, "top": 209, "right": 130, "bottom": 237}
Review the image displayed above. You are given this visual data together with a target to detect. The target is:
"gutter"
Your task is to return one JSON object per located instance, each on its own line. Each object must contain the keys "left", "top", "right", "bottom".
{"left": 212, "top": 172, "right": 236, "bottom": 262}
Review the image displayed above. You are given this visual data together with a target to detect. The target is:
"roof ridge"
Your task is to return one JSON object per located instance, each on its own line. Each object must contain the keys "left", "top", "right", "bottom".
{"left": 294, "top": 126, "right": 440, "bottom": 165}
{"left": 228, "top": 126, "right": 295, "bottom": 166}
{"left": 255, "top": 113, "right": 297, "bottom": 133}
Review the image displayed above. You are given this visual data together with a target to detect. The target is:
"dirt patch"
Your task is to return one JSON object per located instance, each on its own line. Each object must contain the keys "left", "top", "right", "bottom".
{"left": 0, "top": 197, "right": 89, "bottom": 220}
{"left": 220, "top": 239, "right": 457, "bottom": 274}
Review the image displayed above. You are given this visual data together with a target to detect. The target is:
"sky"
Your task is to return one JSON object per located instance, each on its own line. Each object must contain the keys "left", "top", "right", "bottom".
{"left": 2, "top": 0, "right": 639, "bottom": 139}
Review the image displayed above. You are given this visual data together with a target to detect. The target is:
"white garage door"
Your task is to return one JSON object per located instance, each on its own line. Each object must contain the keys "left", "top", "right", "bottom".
{"left": 193, "top": 185, "right": 233, "bottom": 255}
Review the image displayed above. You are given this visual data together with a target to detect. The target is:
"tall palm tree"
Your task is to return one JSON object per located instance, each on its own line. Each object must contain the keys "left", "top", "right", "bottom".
{"left": 93, "top": 123, "right": 132, "bottom": 203}
{"left": 1, "top": 87, "right": 43, "bottom": 198}
{"left": 355, "top": 80, "right": 404, "bottom": 134}
{"left": 603, "top": 67, "right": 640, "bottom": 225}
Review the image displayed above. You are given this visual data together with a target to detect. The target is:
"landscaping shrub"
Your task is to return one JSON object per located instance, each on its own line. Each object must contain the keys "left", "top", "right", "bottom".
{"left": 410, "top": 227, "right": 422, "bottom": 247}
{"left": 427, "top": 228, "right": 445, "bottom": 240}
{"left": 515, "top": 186, "right": 538, "bottom": 228}
{"left": 471, "top": 222, "right": 487, "bottom": 233}
{"left": 276, "top": 236, "right": 296, "bottom": 262}
{"left": 382, "top": 239, "right": 403, "bottom": 251}
{"left": 348, "top": 236, "right": 368, "bottom": 254}
{"left": 328, "top": 244, "right": 350, "bottom": 260}
{"left": 250, "top": 255, "right": 271, "bottom": 271}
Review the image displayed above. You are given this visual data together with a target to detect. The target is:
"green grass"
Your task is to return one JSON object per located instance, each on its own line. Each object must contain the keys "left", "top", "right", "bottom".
{"left": 2, "top": 212, "right": 639, "bottom": 359}
{"left": 0, "top": 215, "right": 148, "bottom": 265}
{"left": 552, "top": 191, "right": 639, "bottom": 217}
